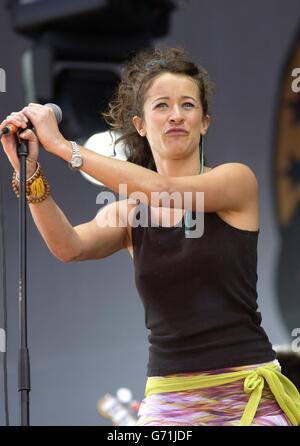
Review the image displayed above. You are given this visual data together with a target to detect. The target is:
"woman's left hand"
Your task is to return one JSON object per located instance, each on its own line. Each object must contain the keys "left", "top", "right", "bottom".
{"left": 22, "top": 103, "right": 68, "bottom": 154}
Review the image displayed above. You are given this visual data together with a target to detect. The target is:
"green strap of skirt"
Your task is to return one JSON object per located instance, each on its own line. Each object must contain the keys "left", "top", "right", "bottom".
{"left": 145, "top": 362, "right": 300, "bottom": 426}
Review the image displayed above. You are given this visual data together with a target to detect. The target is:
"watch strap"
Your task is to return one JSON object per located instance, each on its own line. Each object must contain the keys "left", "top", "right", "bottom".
{"left": 68, "top": 141, "right": 83, "bottom": 170}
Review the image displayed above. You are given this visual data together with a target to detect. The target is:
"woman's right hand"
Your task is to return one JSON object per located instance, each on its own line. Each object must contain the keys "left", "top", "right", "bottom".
{"left": 0, "top": 111, "right": 40, "bottom": 178}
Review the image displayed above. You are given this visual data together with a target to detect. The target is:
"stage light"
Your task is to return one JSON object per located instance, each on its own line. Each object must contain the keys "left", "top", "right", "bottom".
{"left": 7, "top": 0, "right": 178, "bottom": 141}
{"left": 81, "top": 130, "right": 126, "bottom": 187}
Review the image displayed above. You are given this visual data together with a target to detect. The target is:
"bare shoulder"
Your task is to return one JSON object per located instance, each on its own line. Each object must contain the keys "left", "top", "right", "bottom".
{"left": 206, "top": 162, "right": 258, "bottom": 205}
{"left": 208, "top": 162, "right": 258, "bottom": 187}
{"left": 229, "top": 162, "right": 258, "bottom": 187}
{"left": 207, "top": 163, "right": 259, "bottom": 231}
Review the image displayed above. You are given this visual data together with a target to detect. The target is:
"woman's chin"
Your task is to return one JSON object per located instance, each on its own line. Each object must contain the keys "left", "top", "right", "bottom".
{"left": 163, "top": 142, "right": 194, "bottom": 156}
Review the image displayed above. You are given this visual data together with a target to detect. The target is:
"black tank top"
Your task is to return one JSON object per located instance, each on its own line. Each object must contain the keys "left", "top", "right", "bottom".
{"left": 131, "top": 204, "right": 276, "bottom": 377}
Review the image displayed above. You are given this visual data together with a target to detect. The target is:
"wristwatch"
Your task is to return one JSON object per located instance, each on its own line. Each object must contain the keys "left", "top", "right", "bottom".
{"left": 68, "top": 141, "right": 83, "bottom": 170}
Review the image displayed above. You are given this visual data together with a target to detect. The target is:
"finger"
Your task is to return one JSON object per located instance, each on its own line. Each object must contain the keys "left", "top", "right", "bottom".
{"left": 28, "top": 103, "right": 44, "bottom": 108}
{"left": 22, "top": 106, "right": 40, "bottom": 117}
{"left": 0, "top": 118, "right": 23, "bottom": 131}
{"left": 3, "top": 116, "right": 27, "bottom": 129}
{"left": 8, "top": 115, "right": 27, "bottom": 127}
{"left": 10, "top": 111, "right": 29, "bottom": 123}
{"left": 18, "top": 128, "right": 37, "bottom": 141}
{"left": 21, "top": 107, "right": 36, "bottom": 121}
{"left": 22, "top": 105, "right": 52, "bottom": 123}
{"left": 23, "top": 103, "right": 43, "bottom": 113}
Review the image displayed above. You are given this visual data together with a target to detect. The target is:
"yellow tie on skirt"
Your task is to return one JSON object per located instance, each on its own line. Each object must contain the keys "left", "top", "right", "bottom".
{"left": 145, "top": 362, "right": 300, "bottom": 426}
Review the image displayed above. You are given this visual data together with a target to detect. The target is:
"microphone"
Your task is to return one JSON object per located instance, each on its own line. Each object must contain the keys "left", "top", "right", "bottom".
{"left": 0, "top": 103, "right": 63, "bottom": 138}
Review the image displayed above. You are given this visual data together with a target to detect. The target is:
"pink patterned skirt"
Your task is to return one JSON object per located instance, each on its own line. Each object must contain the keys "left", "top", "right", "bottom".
{"left": 136, "top": 361, "right": 292, "bottom": 426}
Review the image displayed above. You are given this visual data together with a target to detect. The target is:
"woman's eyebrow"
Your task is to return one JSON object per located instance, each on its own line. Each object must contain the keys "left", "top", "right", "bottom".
{"left": 151, "top": 96, "right": 169, "bottom": 104}
{"left": 151, "top": 95, "right": 197, "bottom": 104}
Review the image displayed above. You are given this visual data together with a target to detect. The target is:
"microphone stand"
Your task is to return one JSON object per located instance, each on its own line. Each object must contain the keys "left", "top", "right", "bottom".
{"left": 16, "top": 135, "right": 31, "bottom": 426}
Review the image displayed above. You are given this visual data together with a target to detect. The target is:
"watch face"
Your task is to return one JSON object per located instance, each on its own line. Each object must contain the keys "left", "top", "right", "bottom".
{"left": 72, "top": 156, "right": 82, "bottom": 168}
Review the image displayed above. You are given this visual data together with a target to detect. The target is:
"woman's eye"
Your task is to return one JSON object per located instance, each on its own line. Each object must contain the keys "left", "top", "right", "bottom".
{"left": 183, "top": 102, "right": 194, "bottom": 108}
{"left": 155, "top": 102, "right": 194, "bottom": 109}
{"left": 156, "top": 103, "right": 168, "bottom": 108}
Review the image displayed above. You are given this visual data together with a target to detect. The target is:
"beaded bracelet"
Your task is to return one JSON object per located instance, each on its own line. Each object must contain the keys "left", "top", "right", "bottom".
{"left": 12, "top": 162, "right": 51, "bottom": 204}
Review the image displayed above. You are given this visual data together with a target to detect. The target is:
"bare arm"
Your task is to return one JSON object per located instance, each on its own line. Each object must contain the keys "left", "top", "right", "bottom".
{"left": 13, "top": 104, "right": 258, "bottom": 214}
{"left": 28, "top": 195, "right": 83, "bottom": 262}
{"left": 0, "top": 110, "right": 128, "bottom": 261}
{"left": 72, "top": 200, "right": 128, "bottom": 261}
{"left": 29, "top": 198, "right": 128, "bottom": 262}
{"left": 2, "top": 106, "right": 258, "bottom": 217}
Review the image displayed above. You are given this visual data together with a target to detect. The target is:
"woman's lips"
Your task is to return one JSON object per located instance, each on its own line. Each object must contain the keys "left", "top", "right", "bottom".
{"left": 165, "top": 129, "right": 189, "bottom": 135}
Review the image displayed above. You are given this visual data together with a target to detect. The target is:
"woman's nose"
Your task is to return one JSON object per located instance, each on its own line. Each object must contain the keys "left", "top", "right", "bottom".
{"left": 168, "top": 105, "right": 184, "bottom": 123}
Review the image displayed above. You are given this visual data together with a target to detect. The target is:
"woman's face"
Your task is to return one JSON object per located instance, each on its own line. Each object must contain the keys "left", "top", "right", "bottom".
{"left": 133, "top": 72, "right": 210, "bottom": 162}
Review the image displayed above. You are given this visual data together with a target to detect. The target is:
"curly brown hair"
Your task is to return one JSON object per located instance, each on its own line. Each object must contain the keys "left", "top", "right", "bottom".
{"left": 103, "top": 46, "right": 215, "bottom": 171}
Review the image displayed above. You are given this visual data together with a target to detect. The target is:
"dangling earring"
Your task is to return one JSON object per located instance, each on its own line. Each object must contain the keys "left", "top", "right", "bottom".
{"left": 200, "top": 135, "right": 205, "bottom": 175}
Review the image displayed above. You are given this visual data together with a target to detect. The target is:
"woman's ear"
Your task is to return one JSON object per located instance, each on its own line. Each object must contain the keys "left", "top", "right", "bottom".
{"left": 132, "top": 115, "right": 146, "bottom": 137}
{"left": 201, "top": 114, "right": 210, "bottom": 136}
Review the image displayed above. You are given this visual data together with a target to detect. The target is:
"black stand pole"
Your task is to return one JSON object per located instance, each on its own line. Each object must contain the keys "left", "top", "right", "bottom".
{"left": 17, "top": 138, "right": 31, "bottom": 426}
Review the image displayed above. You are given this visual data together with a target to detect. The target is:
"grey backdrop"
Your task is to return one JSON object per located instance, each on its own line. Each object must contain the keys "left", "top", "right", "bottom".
{"left": 0, "top": 0, "right": 299, "bottom": 426}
